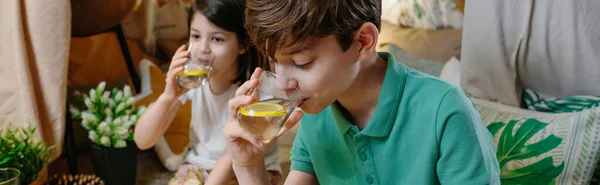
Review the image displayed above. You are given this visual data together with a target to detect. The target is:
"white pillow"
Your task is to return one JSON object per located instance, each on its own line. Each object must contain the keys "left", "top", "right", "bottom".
{"left": 439, "top": 56, "right": 461, "bottom": 87}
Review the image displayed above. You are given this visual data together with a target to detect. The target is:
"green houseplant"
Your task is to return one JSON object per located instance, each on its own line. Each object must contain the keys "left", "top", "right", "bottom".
{"left": 0, "top": 125, "right": 53, "bottom": 185}
{"left": 69, "top": 82, "right": 146, "bottom": 148}
{"left": 69, "top": 81, "right": 146, "bottom": 185}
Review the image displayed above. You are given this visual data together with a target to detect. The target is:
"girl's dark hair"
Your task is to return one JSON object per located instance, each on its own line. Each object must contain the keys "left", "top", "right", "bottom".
{"left": 188, "top": 0, "right": 270, "bottom": 85}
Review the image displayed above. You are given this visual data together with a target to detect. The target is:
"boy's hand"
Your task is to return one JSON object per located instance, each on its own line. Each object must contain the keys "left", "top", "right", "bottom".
{"left": 224, "top": 68, "right": 303, "bottom": 167}
{"left": 163, "top": 44, "right": 190, "bottom": 99}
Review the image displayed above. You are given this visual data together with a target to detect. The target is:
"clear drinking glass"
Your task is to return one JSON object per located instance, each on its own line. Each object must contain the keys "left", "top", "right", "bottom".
{"left": 237, "top": 71, "right": 301, "bottom": 143}
{"left": 176, "top": 43, "right": 215, "bottom": 89}
{"left": 0, "top": 168, "right": 20, "bottom": 185}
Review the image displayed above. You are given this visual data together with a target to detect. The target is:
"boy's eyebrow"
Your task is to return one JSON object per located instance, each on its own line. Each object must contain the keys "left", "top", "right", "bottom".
{"left": 270, "top": 45, "right": 313, "bottom": 63}
{"left": 284, "top": 45, "right": 315, "bottom": 55}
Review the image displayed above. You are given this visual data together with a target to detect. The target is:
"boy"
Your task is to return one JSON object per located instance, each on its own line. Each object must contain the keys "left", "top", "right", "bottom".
{"left": 223, "top": 0, "right": 500, "bottom": 184}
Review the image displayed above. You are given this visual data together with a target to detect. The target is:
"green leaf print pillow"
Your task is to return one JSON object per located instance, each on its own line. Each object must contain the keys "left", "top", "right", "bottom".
{"left": 523, "top": 89, "right": 600, "bottom": 113}
{"left": 523, "top": 88, "right": 600, "bottom": 183}
{"left": 474, "top": 98, "right": 600, "bottom": 185}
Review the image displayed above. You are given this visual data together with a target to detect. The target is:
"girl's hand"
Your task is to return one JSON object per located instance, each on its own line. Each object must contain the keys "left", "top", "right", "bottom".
{"left": 163, "top": 44, "right": 190, "bottom": 99}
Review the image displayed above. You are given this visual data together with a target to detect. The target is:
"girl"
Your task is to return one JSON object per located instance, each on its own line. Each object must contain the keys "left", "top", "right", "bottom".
{"left": 133, "top": 0, "right": 280, "bottom": 184}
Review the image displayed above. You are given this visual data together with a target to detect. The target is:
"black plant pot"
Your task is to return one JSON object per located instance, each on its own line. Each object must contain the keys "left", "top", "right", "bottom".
{"left": 90, "top": 141, "right": 137, "bottom": 185}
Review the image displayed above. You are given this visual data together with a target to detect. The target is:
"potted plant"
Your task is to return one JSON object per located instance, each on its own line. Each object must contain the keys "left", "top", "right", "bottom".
{"left": 69, "top": 82, "right": 146, "bottom": 185}
{"left": 0, "top": 125, "right": 53, "bottom": 185}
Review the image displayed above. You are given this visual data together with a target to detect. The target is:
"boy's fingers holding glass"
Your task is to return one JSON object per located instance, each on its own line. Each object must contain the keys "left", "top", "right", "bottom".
{"left": 225, "top": 122, "right": 264, "bottom": 149}
{"left": 275, "top": 110, "right": 303, "bottom": 138}
{"left": 235, "top": 79, "right": 259, "bottom": 96}
{"left": 228, "top": 95, "right": 256, "bottom": 118}
{"left": 250, "top": 67, "right": 263, "bottom": 80}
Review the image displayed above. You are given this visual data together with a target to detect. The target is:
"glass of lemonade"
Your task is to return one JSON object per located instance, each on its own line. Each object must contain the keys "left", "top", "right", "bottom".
{"left": 176, "top": 43, "right": 215, "bottom": 89}
{"left": 238, "top": 71, "right": 300, "bottom": 143}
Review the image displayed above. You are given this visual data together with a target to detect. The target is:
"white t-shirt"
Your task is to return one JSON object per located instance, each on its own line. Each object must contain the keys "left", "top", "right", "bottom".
{"left": 179, "top": 84, "right": 281, "bottom": 172}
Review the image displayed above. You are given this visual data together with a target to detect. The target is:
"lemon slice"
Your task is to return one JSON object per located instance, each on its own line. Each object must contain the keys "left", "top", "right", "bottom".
{"left": 239, "top": 102, "right": 288, "bottom": 117}
{"left": 179, "top": 68, "right": 208, "bottom": 76}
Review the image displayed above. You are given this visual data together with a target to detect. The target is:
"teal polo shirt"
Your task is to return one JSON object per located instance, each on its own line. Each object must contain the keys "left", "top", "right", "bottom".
{"left": 290, "top": 52, "right": 500, "bottom": 185}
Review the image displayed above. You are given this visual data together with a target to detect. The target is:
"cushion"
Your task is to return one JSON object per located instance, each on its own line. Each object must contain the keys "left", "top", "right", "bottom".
{"left": 381, "top": 0, "right": 463, "bottom": 29}
{"left": 523, "top": 89, "right": 600, "bottom": 113}
{"left": 387, "top": 44, "right": 445, "bottom": 77}
{"left": 377, "top": 21, "right": 462, "bottom": 62}
{"left": 474, "top": 98, "right": 600, "bottom": 184}
{"left": 522, "top": 89, "right": 600, "bottom": 183}
{"left": 134, "top": 59, "right": 191, "bottom": 171}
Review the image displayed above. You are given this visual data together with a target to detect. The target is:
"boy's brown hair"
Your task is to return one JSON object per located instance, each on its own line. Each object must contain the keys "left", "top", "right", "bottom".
{"left": 245, "top": 0, "right": 381, "bottom": 59}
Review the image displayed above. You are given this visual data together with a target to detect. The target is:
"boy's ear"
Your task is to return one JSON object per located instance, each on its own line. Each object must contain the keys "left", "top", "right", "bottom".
{"left": 355, "top": 22, "right": 379, "bottom": 61}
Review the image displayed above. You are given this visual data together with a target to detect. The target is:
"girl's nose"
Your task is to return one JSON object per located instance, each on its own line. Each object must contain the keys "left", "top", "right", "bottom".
{"left": 198, "top": 39, "right": 211, "bottom": 54}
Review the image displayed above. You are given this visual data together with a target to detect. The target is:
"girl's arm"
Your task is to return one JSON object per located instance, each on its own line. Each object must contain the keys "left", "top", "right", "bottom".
{"left": 134, "top": 44, "right": 191, "bottom": 149}
{"left": 134, "top": 94, "right": 183, "bottom": 150}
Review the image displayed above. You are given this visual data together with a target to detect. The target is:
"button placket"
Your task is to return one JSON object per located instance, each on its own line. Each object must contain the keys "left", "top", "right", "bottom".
{"left": 357, "top": 137, "right": 379, "bottom": 185}
{"left": 366, "top": 175, "right": 374, "bottom": 184}
{"left": 359, "top": 152, "right": 367, "bottom": 161}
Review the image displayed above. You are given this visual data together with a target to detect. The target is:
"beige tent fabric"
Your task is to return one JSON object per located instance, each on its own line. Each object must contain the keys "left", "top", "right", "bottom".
{"left": 0, "top": 0, "right": 71, "bottom": 162}
{"left": 460, "top": 0, "right": 600, "bottom": 107}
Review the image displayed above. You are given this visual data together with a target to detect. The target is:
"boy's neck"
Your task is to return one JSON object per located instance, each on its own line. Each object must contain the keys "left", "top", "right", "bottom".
{"left": 336, "top": 52, "right": 388, "bottom": 130}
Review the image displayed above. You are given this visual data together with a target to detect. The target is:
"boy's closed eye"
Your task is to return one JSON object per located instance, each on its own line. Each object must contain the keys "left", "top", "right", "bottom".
{"left": 293, "top": 60, "right": 313, "bottom": 69}
{"left": 269, "top": 59, "right": 313, "bottom": 70}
